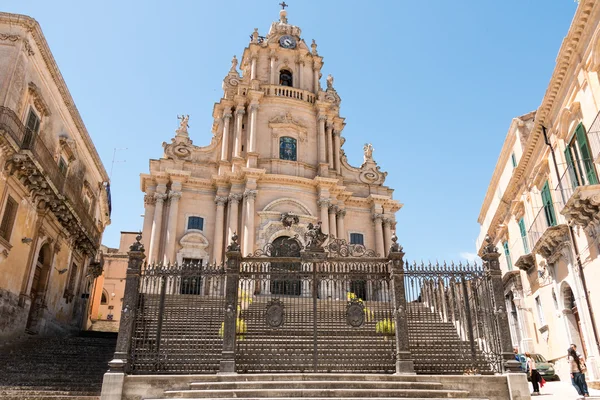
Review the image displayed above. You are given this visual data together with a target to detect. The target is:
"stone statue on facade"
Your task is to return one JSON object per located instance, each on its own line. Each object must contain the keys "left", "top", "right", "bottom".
{"left": 326, "top": 74, "right": 334, "bottom": 90}
{"left": 230, "top": 55, "right": 238, "bottom": 72}
{"left": 363, "top": 143, "right": 374, "bottom": 162}
{"left": 304, "top": 221, "right": 328, "bottom": 251}
{"left": 177, "top": 114, "right": 190, "bottom": 135}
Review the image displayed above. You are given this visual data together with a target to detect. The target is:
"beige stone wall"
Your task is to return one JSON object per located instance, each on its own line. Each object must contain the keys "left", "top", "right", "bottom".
{"left": 0, "top": 13, "right": 110, "bottom": 341}
{"left": 476, "top": 0, "right": 600, "bottom": 381}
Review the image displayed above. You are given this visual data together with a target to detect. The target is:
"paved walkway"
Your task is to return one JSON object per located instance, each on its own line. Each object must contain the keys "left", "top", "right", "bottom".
{"left": 529, "top": 380, "right": 600, "bottom": 399}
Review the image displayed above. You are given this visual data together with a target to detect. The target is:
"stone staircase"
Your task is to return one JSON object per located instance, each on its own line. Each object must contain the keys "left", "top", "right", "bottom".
{"left": 138, "top": 373, "right": 502, "bottom": 400}
{"left": 131, "top": 294, "right": 495, "bottom": 375}
{"left": 0, "top": 331, "right": 117, "bottom": 400}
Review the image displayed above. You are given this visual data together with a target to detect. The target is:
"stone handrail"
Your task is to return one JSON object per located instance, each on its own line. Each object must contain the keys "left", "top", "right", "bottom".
{"left": 262, "top": 85, "right": 316, "bottom": 104}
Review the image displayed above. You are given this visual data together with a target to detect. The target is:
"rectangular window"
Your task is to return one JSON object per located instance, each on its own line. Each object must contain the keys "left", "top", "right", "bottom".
{"left": 503, "top": 241, "right": 512, "bottom": 270}
{"left": 0, "top": 196, "right": 18, "bottom": 242}
{"left": 511, "top": 153, "right": 517, "bottom": 168}
{"left": 535, "top": 296, "right": 546, "bottom": 326}
{"left": 23, "top": 108, "right": 40, "bottom": 148}
{"left": 541, "top": 181, "right": 557, "bottom": 227}
{"left": 350, "top": 233, "right": 364, "bottom": 245}
{"left": 566, "top": 123, "right": 599, "bottom": 186}
{"left": 58, "top": 156, "right": 68, "bottom": 176}
{"left": 518, "top": 218, "right": 529, "bottom": 254}
{"left": 187, "top": 216, "right": 204, "bottom": 231}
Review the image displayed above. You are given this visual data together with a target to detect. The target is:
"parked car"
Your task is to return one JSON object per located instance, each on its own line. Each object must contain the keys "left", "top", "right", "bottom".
{"left": 516, "top": 353, "right": 559, "bottom": 380}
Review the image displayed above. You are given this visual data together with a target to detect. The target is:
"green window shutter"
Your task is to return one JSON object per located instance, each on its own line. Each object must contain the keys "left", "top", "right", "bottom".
{"left": 541, "top": 181, "right": 557, "bottom": 227}
{"left": 565, "top": 147, "right": 580, "bottom": 189}
{"left": 518, "top": 218, "right": 530, "bottom": 254}
{"left": 575, "top": 123, "right": 599, "bottom": 185}
{"left": 503, "top": 241, "right": 512, "bottom": 270}
{"left": 511, "top": 153, "right": 517, "bottom": 168}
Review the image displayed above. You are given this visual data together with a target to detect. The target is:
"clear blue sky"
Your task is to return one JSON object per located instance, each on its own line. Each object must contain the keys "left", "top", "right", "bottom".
{"left": 3, "top": 1, "right": 578, "bottom": 262}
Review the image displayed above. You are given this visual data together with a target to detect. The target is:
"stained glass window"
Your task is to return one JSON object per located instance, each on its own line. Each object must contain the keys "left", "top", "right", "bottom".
{"left": 279, "top": 137, "right": 297, "bottom": 161}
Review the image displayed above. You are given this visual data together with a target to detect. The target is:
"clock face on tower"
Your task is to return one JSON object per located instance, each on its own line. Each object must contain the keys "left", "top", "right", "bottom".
{"left": 279, "top": 35, "right": 296, "bottom": 49}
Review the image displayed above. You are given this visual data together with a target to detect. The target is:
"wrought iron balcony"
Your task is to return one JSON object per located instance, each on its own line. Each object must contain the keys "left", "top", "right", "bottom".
{"left": 0, "top": 106, "right": 100, "bottom": 252}
{"left": 557, "top": 161, "right": 600, "bottom": 232}
{"left": 527, "top": 199, "right": 569, "bottom": 262}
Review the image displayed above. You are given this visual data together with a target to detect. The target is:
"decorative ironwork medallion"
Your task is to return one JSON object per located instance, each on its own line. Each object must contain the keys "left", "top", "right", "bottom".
{"left": 265, "top": 298, "right": 285, "bottom": 328}
{"left": 346, "top": 299, "right": 365, "bottom": 327}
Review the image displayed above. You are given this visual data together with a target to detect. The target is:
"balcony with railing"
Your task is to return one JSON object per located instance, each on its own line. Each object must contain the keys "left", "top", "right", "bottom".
{"left": 262, "top": 85, "right": 317, "bottom": 104}
{"left": 0, "top": 106, "right": 100, "bottom": 251}
{"left": 527, "top": 198, "right": 569, "bottom": 263}
{"left": 557, "top": 113, "right": 600, "bottom": 232}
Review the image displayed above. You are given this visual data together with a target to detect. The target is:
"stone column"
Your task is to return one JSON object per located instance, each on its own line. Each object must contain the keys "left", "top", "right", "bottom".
{"left": 326, "top": 122, "right": 334, "bottom": 169}
{"left": 107, "top": 235, "right": 145, "bottom": 374}
{"left": 383, "top": 218, "right": 392, "bottom": 257}
{"left": 318, "top": 199, "right": 330, "bottom": 234}
{"left": 142, "top": 193, "right": 156, "bottom": 250}
{"left": 243, "top": 190, "right": 257, "bottom": 256}
{"left": 228, "top": 193, "right": 242, "bottom": 248}
{"left": 318, "top": 115, "right": 327, "bottom": 166}
{"left": 233, "top": 105, "right": 245, "bottom": 159}
{"left": 220, "top": 111, "right": 232, "bottom": 162}
{"left": 298, "top": 60, "right": 303, "bottom": 89}
{"left": 388, "top": 236, "right": 414, "bottom": 374}
{"left": 149, "top": 191, "right": 167, "bottom": 264}
{"left": 480, "top": 236, "right": 523, "bottom": 373}
{"left": 333, "top": 131, "right": 341, "bottom": 174}
{"left": 247, "top": 103, "right": 259, "bottom": 168}
{"left": 250, "top": 56, "right": 257, "bottom": 80}
{"left": 372, "top": 213, "right": 385, "bottom": 257}
{"left": 270, "top": 54, "right": 277, "bottom": 85}
{"left": 313, "top": 60, "right": 320, "bottom": 93}
{"left": 163, "top": 189, "right": 182, "bottom": 264}
{"left": 328, "top": 205, "right": 337, "bottom": 239}
{"left": 336, "top": 209, "right": 346, "bottom": 241}
{"left": 212, "top": 196, "right": 228, "bottom": 265}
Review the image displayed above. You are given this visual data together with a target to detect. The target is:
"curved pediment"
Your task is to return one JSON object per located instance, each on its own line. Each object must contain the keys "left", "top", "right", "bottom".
{"left": 262, "top": 197, "right": 312, "bottom": 216}
{"left": 179, "top": 231, "right": 209, "bottom": 249}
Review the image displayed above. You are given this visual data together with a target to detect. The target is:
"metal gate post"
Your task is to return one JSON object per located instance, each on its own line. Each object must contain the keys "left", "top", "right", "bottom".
{"left": 301, "top": 248, "right": 327, "bottom": 372}
{"left": 107, "top": 233, "right": 145, "bottom": 373}
{"left": 388, "top": 235, "right": 414, "bottom": 374}
{"left": 480, "top": 235, "right": 522, "bottom": 373}
{"left": 220, "top": 234, "right": 241, "bottom": 373}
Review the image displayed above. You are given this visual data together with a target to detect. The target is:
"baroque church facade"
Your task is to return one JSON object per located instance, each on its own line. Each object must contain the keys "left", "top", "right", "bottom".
{"left": 140, "top": 8, "right": 401, "bottom": 269}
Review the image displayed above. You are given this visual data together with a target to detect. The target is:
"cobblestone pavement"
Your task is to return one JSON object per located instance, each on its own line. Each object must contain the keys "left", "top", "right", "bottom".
{"left": 527, "top": 380, "right": 600, "bottom": 399}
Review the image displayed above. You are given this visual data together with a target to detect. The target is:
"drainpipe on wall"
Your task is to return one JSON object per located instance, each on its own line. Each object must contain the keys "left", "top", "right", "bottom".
{"left": 542, "top": 125, "right": 600, "bottom": 356}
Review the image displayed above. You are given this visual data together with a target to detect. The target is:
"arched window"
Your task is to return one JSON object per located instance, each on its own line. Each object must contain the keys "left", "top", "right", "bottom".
{"left": 279, "top": 69, "right": 293, "bottom": 87}
{"left": 279, "top": 137, "right": 297, "bottom": 161}
{"left": 101, "top": 290, "right": 108, "bottom": 305}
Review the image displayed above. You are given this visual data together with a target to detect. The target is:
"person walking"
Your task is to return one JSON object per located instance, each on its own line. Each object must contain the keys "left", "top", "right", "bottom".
{"left": 525, "top": 352, "right": 541, "bottom": 396}
{"left": 568, "top": 347, "right": 590, "bottom": 398}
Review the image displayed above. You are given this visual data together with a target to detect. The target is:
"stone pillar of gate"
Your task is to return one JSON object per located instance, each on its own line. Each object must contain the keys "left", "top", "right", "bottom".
{"left": 388, "top": 234, "right": 414, "bottom": 374}
{"left": 220, "top": 233, "right": 241, "bottom": 374}
{"left": 101, "top": 234, "right": 145, "bottom": 400}
{"left": 480, "top": 235, "right": 522, "bottom": 374}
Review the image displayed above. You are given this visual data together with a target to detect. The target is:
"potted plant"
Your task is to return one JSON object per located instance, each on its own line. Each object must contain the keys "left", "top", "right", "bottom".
{"left": 376, "top": 318, "right": 395, "bottom": 340}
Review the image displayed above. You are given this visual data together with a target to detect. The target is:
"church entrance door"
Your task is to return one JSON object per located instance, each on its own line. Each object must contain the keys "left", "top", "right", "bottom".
{"left": 269, "top": 236, "right": 301, "bottom": 296}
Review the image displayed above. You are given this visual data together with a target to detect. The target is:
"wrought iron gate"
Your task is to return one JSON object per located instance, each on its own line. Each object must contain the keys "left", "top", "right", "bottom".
{"left": 235, "top": 237, "right": 396, "bottom": 373}
{"left": 403, "top": 261, "right": 503, "bottom": 374}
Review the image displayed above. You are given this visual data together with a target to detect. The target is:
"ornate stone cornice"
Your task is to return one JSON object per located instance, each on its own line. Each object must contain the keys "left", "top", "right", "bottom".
{"left": 28, "top": 82, "right": 51, "bottom": 117}
{"left": 515, "top": 253, "right": 536, "bottom": 272}
{"left": 532, "top": 224, "right": 570, "bottom": 262}
{"left": 560, "top": 185, "right": 600, "bottom": 231}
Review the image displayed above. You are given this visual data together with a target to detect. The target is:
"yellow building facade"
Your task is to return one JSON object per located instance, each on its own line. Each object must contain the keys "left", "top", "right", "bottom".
{"left": 477, "top": 0, "right": 600, "bottom": 382}
{"left": 0, "top": 13, "right": 110, "bottom": 341}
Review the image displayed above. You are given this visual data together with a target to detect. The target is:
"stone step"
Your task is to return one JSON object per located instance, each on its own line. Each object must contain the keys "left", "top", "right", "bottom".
{"left": 160, "top": 388, "right": 473, "bottom": 398}
{"left": 189, "top": 381, "right": 446, "bottom": 391}
{"left": 148, "top": 398, "right": 488, "bottom": 400}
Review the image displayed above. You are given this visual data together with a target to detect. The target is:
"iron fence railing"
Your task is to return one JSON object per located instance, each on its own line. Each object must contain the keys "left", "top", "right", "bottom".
{"left": 528, "top": 200, "right": 564, "bottom": 251}
{"left": 588, "top": 110, "right": 600, "bottom": 162}
{"left": 0, "top": 106, "right": 100, "bottom": 244}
